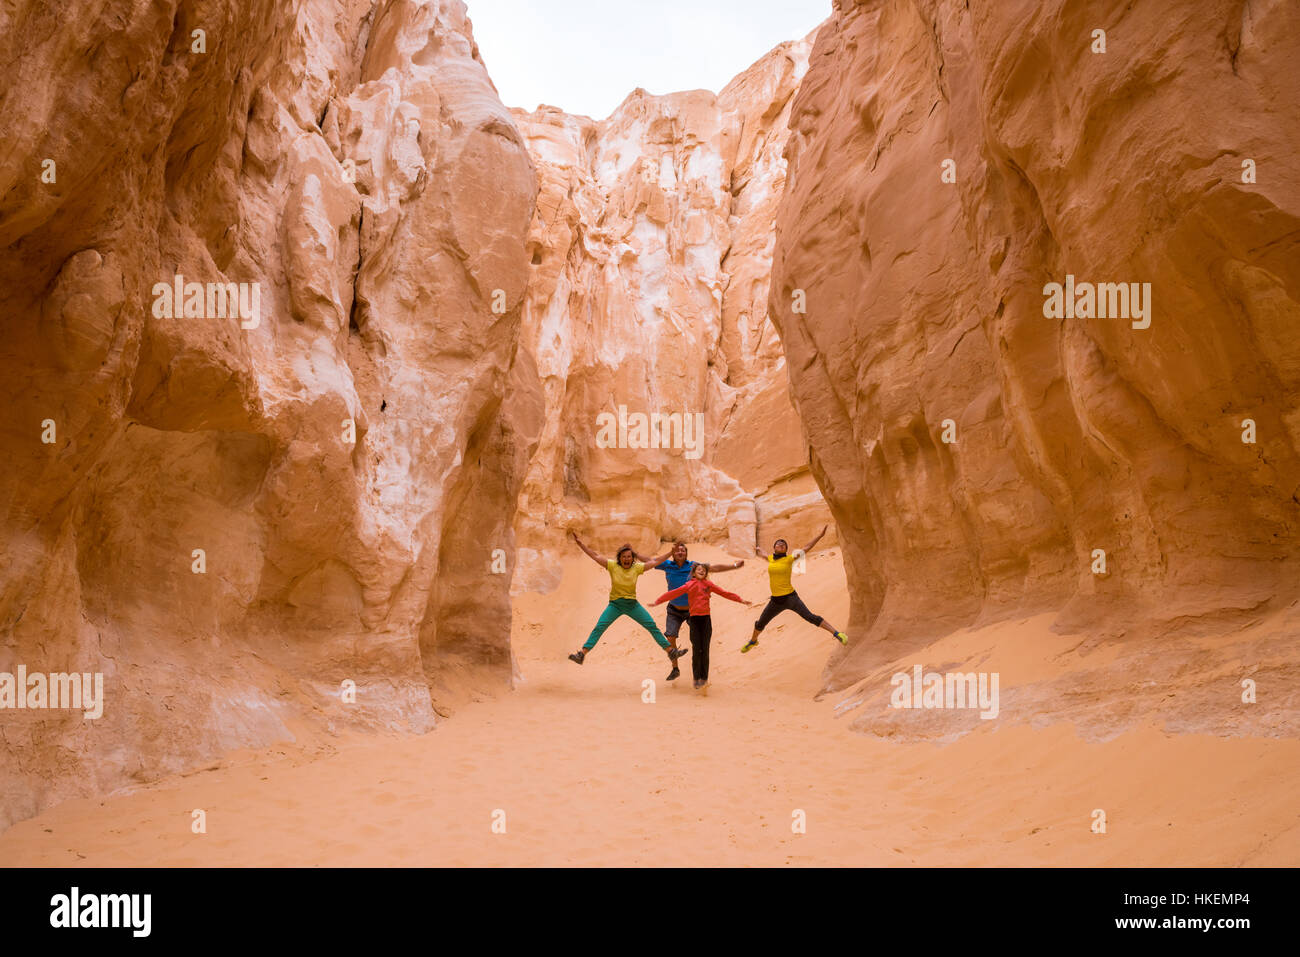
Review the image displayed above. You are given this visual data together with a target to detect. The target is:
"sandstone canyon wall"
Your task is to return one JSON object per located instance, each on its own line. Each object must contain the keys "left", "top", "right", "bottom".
{"left": 9, "top": 0, "right": 1291, "bottom": 830}
{"left": 770, "top": 0, "right": 1300, "bottom": 688}
{"left": 510, "top": 34, "right": 833, "bottom": 590}
{"left": 0, "top": 0, "right": 539, "bottom": 828}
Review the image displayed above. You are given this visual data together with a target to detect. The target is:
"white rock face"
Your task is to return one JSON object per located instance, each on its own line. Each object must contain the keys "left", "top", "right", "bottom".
{"left": 510, "top": 33, "right": 832, "bottom": 588}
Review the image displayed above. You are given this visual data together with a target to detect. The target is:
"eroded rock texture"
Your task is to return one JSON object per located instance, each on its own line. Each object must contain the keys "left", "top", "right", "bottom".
{"left": 0, "top": 0, "right": 538, "bottom": 827}
{"left": 770, "top": 0, "right": 1300, "bottom": 686}
{"left": 510, "top": 34, "right": 832, "bottom": 590}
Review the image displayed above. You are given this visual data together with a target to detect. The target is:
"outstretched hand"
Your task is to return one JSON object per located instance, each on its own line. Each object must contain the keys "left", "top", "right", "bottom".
{"left": 801, "top": 524, "right": 830, "bottom": 554}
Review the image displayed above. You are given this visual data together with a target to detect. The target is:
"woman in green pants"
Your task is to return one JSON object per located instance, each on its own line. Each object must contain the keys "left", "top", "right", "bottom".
{"left": 568, "top": 532, "right": 690, "bottom": 667}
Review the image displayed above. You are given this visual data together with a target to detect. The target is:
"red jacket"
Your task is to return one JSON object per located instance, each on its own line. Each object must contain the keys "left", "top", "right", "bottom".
{"left": 654, "top": 579, "right": 744, "bottom": 617}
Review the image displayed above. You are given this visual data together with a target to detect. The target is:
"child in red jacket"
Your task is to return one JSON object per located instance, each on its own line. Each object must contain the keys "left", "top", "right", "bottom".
{"left": 651, "top": 563, "right": 751, "bottom": 690}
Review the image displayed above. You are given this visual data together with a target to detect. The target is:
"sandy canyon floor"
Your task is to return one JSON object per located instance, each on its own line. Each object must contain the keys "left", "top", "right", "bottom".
{"left": 1, "top": 546, "right": 1297, "bottom": 866}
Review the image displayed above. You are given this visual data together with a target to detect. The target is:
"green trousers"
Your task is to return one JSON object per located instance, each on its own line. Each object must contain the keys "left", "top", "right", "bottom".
{"left": 584, "top": 598, "right": 670, "bottom": 651}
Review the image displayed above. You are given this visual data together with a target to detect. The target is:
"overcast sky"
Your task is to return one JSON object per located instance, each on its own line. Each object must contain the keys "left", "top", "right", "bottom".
{"left": 468, "top": 0, "right": 830, "bottom": 120}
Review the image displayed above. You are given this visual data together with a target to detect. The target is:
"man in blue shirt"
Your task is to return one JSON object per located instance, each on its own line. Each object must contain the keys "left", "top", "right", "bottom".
{"left": 637, "top": 541, "right": 744, "bottom": 681}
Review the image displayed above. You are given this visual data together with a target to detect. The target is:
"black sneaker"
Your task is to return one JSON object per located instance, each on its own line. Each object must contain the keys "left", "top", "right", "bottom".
{"left": 568, "top": 651, "right": 585, "bottom": 665}
{"left": 667, "top": 666, "right": 681, "bottom": 681}
{"left": 669, "top": 646, "right": 689, "bottom": 661}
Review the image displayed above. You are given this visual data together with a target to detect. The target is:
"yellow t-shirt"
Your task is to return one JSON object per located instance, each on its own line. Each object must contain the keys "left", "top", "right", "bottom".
{"left": 767, "top": 553, "right": 799, "bottom": 596}
{"left": 607, "top": 559, "right": 647, "bottom": 600}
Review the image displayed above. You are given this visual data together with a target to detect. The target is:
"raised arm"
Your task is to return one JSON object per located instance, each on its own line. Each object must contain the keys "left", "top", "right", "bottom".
{"left": 643, "top": 547, "right": 674, "bottom": 569}
{"left": 801, "top": 524, "right": 829, "bottom": 555}
{"left": 571, "top": 531, "right": 608, "bottom": 567}
{"left": 704, "top": 559, "right": 745, "bottom": 573}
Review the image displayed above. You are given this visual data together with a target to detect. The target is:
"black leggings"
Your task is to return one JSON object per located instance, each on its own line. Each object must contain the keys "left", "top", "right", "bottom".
{"left": 688, "top": 615, "right": 712, "bottom": 681}
{"left": 754, "top": 591, "right": 824, "bottom": 632}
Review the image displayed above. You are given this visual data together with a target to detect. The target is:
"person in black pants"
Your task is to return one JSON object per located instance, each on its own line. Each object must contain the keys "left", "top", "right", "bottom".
{"left": 742, "top": 526, "right": 848, "bottom": 653}
{"left": 651, "top": 563, "right": 750, "bottom": 690}
{"left": 635, "top": 541, "right": 744, "bottom": 681}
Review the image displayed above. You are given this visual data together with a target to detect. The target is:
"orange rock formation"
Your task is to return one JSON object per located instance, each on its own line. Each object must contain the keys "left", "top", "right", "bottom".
{"left": 769, "top": 0, "right": 1300, "bottom": 687}
{"left": 0, "top": 0, "right": 538, "bottom": 828}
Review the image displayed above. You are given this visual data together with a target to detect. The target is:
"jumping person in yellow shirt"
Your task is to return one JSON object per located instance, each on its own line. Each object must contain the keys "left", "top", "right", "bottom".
{"left": 568, "top": 532, "right": 690, "bottom": 668}
{"left": 741, "top": 525, "right": 848, "bottom": 653}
